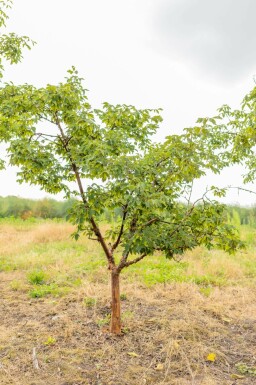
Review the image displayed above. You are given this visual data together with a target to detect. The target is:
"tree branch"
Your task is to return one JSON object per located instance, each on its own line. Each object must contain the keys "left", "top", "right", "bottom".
{"left": 121, "top": 253, "right": 147, "bottom": 269}
{"left": 38, "top": 114, "right": 55, "bottom": 125}
{"left": 227, "top": 186, "right": 256, "bottom": 195}
{"left": 111, "top": 204, "right": 128, "bottom": 252}
{"left": 54, "top": 113, "right": 115, "bottom": 269}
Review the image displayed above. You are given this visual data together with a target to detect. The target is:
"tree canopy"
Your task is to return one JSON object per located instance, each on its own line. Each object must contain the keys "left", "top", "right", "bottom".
{"left": 0, "top": 68, "right": 244, "bottom": 260}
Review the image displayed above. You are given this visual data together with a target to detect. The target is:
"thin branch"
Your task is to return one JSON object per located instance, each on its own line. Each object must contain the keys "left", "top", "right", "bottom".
{"left": 188, "top": 181, "right": 193, "bottom": 206}
{"left": 35, "top": 132, "right": 59, "bottom": 139}
{"left": 111, "top": 204, "right": 128, "bottom": 252}
{"left": 227, "top": 186, "right": 256, "bottom": 195}
{"left": 38, "top": 114, "right": 55, "bottom": 125}
{"left": 28, "top": 132, "right": 59, "bottom": 144}
{"left": 117, "top": 250, "right": 130, "bottom": 272}
{"left": 142, "top": 217, "right": 159, "bottom": 227}
{"left": 122, "top": 253, "right": 147, "bottom": 269}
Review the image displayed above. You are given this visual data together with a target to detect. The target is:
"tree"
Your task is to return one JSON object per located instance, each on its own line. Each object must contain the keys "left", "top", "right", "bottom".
{"left": 0, "top": 68, "right": 244, "bottom": 334}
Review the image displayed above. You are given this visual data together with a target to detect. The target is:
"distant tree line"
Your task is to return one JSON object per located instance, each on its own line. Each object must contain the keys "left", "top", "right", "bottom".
{"left": 0, "top": 196, "right": 76, "bottom": 220}
{"left": 0, "top": 196, "right": 256, "bottom": 227}
{"left": 226, "top": 205, "right": 256, "bottom": 228}
{"left": 0, "top": 196, "right": 122, "bottom": 221}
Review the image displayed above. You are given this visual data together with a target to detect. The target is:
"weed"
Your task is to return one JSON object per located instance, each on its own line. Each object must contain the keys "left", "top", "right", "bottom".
{"left": 44, "top": 336, "right": 56, "bottom": 346}
{"left": 122, "top": 310, "right": 134, "bottom": 320}
{"left": 96, "top": 314, "right": 111, "bottom": 327}
{"left": 0, "top": 258, "right": 17, "bottom": 271}
{"left": 244, "top": 261, "right": 256, "bottom": 278}
{"left": 84, "top": 297, "right": 97, "bottom": 307}
{"left": 29, "top": 284, "right": 70, "bottom": 298}
{"left": 120, "top": 293, "right": 127, "bottom": 301}
{"left": 191, "top": 275, "right": 227, "bottom": 287}
{"left": 10, "top": 280, "right": 22, "bottom": 291}
{"left": 235, "top": 363, "right": 256, "bottom": 376}
{"left": 199, "top": 287, "right": 212, "bottom": 297}
{"left": 27, "top": 270, "right": 47, "bottom": 285}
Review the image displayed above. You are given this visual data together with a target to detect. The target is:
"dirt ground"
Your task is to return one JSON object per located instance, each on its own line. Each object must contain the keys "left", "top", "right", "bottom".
{"left": 0, "top": 273, "right": 255, "bottom": 385}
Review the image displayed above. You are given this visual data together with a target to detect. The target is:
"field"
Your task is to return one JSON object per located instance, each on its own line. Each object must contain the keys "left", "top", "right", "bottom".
{"left": 0, "top": 219, "right": 255, "bottom": 385}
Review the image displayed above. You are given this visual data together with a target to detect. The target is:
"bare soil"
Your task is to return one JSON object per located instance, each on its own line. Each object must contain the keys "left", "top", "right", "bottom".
{"left": 0, "top": 273, "right": 255, "bottom": 385}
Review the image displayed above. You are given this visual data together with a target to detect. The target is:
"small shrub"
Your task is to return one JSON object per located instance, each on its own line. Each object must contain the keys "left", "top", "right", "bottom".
{"left": 10, "top": 280, "right": 22, "bottom": 291}
{"left": 120, "top": 293, "right": 128, "bottom": 301}
{"left": 27, "top": 270, "right": 46, "bottom": 285}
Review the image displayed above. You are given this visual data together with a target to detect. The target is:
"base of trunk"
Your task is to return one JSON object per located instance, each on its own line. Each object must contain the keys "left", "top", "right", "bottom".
{"left": 110, "top": 270, "right": 121, "bottom": 334}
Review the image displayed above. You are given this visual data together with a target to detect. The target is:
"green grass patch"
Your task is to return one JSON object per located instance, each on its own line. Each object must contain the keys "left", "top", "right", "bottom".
{"left": 27, "top": 270, "right": 47, "bottom": 285}
{"left": 126, "top": 257, "right": 189, "bottom": 285}
{"left": 29, "top": 283, "right": 70, "bottom": 298}
{"left": 83, "top": 297, "right": 97, "bottom": 307}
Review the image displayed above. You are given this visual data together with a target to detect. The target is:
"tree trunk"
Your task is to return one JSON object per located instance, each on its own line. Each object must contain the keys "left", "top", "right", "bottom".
{"left": 110, "top": 269, "right": 121, "bottom": 334}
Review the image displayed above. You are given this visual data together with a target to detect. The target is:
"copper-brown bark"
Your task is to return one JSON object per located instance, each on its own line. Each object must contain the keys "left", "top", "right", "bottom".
{"left": 110, "top": 270, "right": 121, "bottom": 334}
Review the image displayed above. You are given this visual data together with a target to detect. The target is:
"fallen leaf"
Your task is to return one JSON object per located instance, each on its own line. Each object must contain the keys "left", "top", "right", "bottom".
{"left": 222, "top": 317, "right": 231, "bottom": 323}
{"left": 155, "top": 363, "right": 164, "bottom": 371}
{"left": 231, "top": 374, "right": 245, "bottom": 379}
{"left": 206, "top": 353, "right": 216, "bottom": 362}
{"left": 127, "top": 352, "right": 140, "bottom": 357}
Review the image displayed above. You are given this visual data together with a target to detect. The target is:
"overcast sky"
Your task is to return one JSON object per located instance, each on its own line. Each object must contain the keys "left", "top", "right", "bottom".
{"left": 0, "top": 0, "right": 256, "bottom": 204}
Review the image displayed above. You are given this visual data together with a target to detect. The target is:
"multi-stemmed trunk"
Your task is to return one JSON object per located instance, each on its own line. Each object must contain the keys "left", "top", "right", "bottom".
{"left": 110, "top": 269, "right": 121, "bottom": 334}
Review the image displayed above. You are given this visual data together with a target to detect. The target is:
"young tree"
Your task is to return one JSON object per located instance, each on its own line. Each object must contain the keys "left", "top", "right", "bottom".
{"left": 0, "top": 68, "right": 244, "bottom": 334}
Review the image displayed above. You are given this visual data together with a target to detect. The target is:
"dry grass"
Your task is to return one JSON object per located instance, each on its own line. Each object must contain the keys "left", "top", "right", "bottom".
{"left": 0, "top": 221, "right": 75, "bottom": 254}
{"left": 0, "top": 220, "right": 255, "bottom": 384}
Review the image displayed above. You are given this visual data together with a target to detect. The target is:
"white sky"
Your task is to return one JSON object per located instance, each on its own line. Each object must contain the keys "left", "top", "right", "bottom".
{"left": 0, "top": 0, "right": 256, "bottom": 204}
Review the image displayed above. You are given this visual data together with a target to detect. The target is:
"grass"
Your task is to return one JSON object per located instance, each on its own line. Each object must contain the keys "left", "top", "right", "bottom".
{"left": 0, "top": 219, "right": 255, "bottom": 384}
{"left": 0, "top": 219, "right": 255, "bottom": 297}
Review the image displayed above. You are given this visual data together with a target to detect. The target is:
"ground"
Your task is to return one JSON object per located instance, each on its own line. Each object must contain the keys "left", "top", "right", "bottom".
{"left": 0, "top": 220, "right": 255, "bottom": 384}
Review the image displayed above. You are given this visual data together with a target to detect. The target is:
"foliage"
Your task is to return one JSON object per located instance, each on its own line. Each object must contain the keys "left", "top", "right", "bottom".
{"left": 27, "top": 270, "right": 47, "bottom": 285}
{"left": 0, "top": 0, "right": 35, "bottom": 73}
{"left": 0, "top": 68, "right": 245, "bottom": 283}
{"left": 185, "top": 84, "right": 256, "bottom": 184}
{"left": 0, "top": 0, "right": 35, "bottom": 170}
